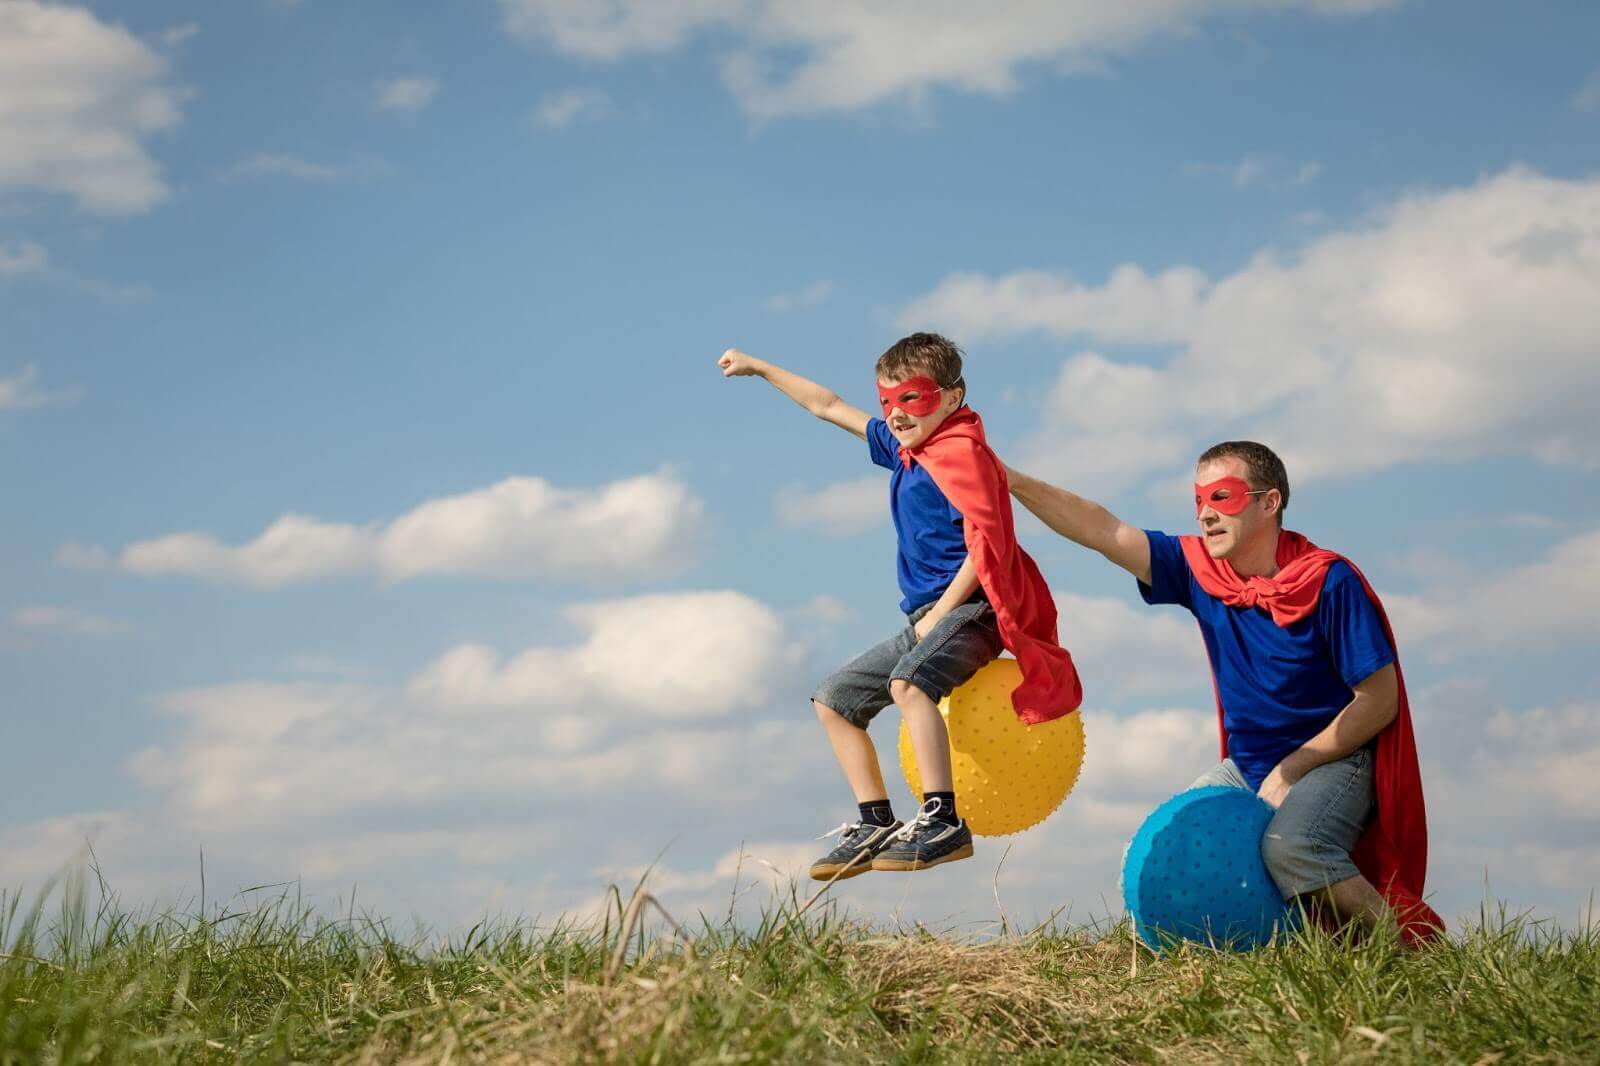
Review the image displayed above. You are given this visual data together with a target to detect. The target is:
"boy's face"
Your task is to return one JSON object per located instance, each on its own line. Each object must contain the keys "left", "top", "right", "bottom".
{"left": 877, "top": 374, "right": 964, "bottom": 450}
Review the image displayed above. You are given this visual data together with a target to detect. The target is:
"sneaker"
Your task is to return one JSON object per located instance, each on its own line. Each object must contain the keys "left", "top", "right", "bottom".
{"left": 870, "top": 800, "right": 974, "bottom": 872}
{"left": 809, "top": 820, "right": 903, "bottom": 881}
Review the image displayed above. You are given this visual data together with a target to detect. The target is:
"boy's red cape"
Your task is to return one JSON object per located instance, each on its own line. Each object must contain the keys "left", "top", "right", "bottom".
{"left": 902, "top": 407, "right": 1082, "bottom": 723}
{"left": 1178, "top": 530, "right": 1444, "bottom": 942}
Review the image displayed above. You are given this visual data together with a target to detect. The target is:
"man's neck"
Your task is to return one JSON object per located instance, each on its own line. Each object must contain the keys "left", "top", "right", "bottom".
{"left": 1228, "top": 528, "right": 1281, "bottom": 579}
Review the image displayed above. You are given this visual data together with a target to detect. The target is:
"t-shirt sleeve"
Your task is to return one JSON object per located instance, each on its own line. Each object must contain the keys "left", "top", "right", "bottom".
{"left": 866, "top": 418, "right": 897, "bottom": 470}
{"left": 1318, "top": 562, "right": 1397, "bottom": 688}
{"left": 1136, "top": 530, "right": 1193, "bottom": 610}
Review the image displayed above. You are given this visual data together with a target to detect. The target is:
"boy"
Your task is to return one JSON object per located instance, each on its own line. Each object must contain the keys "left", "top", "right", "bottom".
{"left": 719, "top": 333, "right": 1081, "bottom": 879}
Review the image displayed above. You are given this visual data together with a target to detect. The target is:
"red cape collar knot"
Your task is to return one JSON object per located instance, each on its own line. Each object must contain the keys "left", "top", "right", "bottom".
{"left": 1178, "top": 529, "right": 1444, "bottom": 943}
{"left": 904, "top": 408, "right": 1083, "bottom": 724}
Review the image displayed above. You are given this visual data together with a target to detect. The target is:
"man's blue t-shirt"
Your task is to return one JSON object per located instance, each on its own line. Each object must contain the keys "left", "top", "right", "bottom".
{"left": 867, "top": 417, "right": 967, "bottom": 613}
{"left": 1138, "top": 530, "right": 1395, "bottom": 791}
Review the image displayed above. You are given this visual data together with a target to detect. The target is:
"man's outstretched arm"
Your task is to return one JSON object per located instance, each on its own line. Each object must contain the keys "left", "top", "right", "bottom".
{"left": 1005, "top": 466, "right": 1152, "bottom": 585}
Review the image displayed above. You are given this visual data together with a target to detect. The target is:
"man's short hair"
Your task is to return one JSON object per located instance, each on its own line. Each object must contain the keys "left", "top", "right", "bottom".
{"left": 1198, "top": 440, "right": 1290, "bottom": 515}
{"left": 877, "top": 332, "right": 965, "bottom": 394}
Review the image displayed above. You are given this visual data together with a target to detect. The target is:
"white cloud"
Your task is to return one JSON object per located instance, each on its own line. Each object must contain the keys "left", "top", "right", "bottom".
{"left": 499, "top": 1, "right": 1401, "bottom": 119}
{"left": 0, "top": 364, "right": 68, "bottom": 410}
{"left": 1573, "top": 68, "right": 1600, "bottom": 113}
{"left": 0, "top": 810, "right": 135, "bottom": 881}
{"left": 1057, "top": 592, "right": 1209, "bottom": 697}
{"left": 122, "top": 515, "right": 376, "bottom": 586}
{"left": 0, "top": 239, "right": 46, "bottom": 275}
{"left": 766, "top": 279, "right": 835, "bottom": 312}
{"left": 0, "top": 1, "right": 186, "bottom": 213}
{"left": 774, "top": 475, "right": 885, "bottom": 535}
{"left": 533, "top": 89, "right": 612, "bottom": 129}
{"left": 68, "top": 588, "right": 815, "bottom": 906}
{"left": 10, "top": 667, "right": 1600, "bottom": 932}
{"left": 796, "top": 593, "right": 853, "bottom": 623}
{"left": 500, "top": 0, "right": 742, "bottom": 61}
{"left": 1410, "top": 682, "right": 1600, "bottom": 906}
{"left": 222, "top": 153, "right": 390, "bottom": 183}
{"left": 407, "top": 590, "right": 799, "bottom": 715}
{"left": 1387, "top": 527, "right": 1600, "bottom": 653}
{"left": 902, "top": 167, "right": 1600, "bottom": 486}
{"left": 113, "top": 469, "right": 705, "bottom": 587}
{"left": 375, "top": 76, "right": 441, "bottom": 111}
{"left": 9, "top": 605, "right": 124, "bottom": 636}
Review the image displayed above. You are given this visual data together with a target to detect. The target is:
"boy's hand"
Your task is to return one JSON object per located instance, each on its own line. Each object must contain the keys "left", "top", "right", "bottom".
{"left": 913, "top": 610, "right": 944, "bottom": 642}
{"left": 719, "top": 348, "right": 765, "bottom": 378}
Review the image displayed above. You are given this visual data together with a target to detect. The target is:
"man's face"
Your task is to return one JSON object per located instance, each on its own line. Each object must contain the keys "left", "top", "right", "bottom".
{"left": 878, "top": 375, "right": 962, "bottom": 450}
{"left": 1194, "top": 456, "right": 1278, "bottom": 559}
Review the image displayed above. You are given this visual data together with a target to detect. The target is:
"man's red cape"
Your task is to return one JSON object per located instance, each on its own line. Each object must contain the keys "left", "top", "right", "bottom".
{"left": 902, "top": 407, "right": 1082, "bottom": 723}
{"left": 1178, "top": 530, "right": 1444, "bottom": 942}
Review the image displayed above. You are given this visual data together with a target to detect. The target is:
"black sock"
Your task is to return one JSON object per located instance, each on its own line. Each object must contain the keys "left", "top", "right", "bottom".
{"left": 923, "top": 791, "right": 959, "bottom": 825}
{"left": 858, "top": 800, "right": 896, "bottom": 828}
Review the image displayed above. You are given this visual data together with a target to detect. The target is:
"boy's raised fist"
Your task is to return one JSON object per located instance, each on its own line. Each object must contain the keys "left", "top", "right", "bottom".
{"left": 719, "top": 348, "right": 762, "bottom": 377}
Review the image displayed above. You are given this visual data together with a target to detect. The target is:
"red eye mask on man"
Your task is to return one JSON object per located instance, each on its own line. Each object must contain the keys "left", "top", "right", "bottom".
{"left": 1194, "top": 476, "right": 1270, "bottom": 517}
{"left": 876, "top": 376, "right": 948, "bottom": 418}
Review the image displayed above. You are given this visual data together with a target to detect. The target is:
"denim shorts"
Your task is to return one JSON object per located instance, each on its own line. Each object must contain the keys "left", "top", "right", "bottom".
{"left": 1186, "top": 747, "right": 1376, "bottom": 899}
{"left": 812, "top": 597, "right": 1005, "bottom": 728}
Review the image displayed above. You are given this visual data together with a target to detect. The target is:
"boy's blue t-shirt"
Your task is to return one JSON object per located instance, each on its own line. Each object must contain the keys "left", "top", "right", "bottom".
{"left": 1138, "top": 530, "right": 1395, "bottom": 792}
{"left": 867, "top": 417, "right": 967, "bottom": 614}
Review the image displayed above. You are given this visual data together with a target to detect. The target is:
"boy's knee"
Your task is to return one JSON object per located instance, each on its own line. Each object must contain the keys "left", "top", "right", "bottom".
{"left": 888, "top": 677, "right": 933, "bottom": 706}
{"left": 812, "top": 697, "right": 861, "bottom": 730}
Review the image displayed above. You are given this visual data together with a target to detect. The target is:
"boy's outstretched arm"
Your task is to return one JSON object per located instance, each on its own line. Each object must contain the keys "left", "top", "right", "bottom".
{"left": 719, "top": 348, "right": 870, "bottom": 440}
{"left": 1005, "top": 465, "right": 1152, "bottom": 585}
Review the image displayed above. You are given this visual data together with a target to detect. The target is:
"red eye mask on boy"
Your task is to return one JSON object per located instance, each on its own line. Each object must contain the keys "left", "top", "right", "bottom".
{"left": 877, "top": 376, "right": 946, "bottom": 418}
{"left": 1194, "top": 476, "right": 1270, "bottom": 517}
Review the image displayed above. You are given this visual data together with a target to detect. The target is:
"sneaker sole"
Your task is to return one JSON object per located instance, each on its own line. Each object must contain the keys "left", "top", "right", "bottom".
{"left": 808, "top": 854, "right": 876, "bottom": 881}
{"left": 870, "top": 843, "right": 974, "bottom": 872}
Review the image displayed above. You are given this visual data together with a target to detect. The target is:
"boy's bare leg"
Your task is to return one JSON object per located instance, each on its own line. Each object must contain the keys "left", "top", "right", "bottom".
{"left": 889, "top": 679, "right": 953, "bottom": 793}
{"left": 813, "top": 700, "right": 890, "bottom": 804}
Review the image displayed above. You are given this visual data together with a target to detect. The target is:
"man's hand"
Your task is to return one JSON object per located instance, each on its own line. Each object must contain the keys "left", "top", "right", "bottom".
{"left": 1257, "top": 758, "right": 1305, "bottom": 808}
{"left": 719, "top": 348, "right": 765, "bottom": 378}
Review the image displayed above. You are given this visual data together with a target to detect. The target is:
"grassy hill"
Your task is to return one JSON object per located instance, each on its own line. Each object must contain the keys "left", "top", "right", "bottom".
{"left": 3, "top": 871, "right": 1597, "bottom": 1063}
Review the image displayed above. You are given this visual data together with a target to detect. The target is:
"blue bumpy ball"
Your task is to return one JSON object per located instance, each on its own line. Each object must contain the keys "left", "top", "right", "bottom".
{"left": 1121, "top": 786, "right": 1299, "bottom": 952}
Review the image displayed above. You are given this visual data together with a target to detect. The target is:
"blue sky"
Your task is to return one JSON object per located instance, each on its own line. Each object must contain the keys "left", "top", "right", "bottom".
{"left": 4, "top": 0, "right": 1599, "bottom": 932}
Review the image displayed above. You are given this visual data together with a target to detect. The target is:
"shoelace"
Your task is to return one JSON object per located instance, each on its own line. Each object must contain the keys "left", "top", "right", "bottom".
{"left": 888, "top": 799, "right": 941, "bottom": 842}
{"left": 816, "top": 820, "right": 869, "bottom": 842}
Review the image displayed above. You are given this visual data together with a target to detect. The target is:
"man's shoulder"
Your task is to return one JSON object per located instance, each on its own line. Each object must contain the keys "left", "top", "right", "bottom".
{"left": 1318, "top": 558, "right": 1364, "bottom": 592}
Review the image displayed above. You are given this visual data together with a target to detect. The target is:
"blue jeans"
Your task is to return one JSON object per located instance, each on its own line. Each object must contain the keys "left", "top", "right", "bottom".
{"left": 1186, "top": 748, "right": 1375, "bottom": 899}
{"left": 812, "top": 597, "right": 1004, "bottom": 728}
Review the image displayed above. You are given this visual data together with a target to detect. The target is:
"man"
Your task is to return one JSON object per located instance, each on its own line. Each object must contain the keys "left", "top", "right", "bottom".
{"left": 1008, "top": 441, "right": 1441, "bottom": 941}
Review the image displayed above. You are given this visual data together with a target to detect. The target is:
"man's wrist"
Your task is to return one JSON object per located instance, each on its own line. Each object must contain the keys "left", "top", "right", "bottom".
{"left": 1281, "top": 747, "right": 1322, "bottom": 782}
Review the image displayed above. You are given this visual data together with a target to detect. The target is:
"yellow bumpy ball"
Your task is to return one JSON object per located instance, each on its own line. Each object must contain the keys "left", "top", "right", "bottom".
{"left": 898, "top": 657, "right": 1085, "bottom": 837}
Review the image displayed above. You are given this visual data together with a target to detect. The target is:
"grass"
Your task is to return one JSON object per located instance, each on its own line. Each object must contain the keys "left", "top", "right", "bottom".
{"left": 3, "top": 864, "right": 1597, "bottom": 1064}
